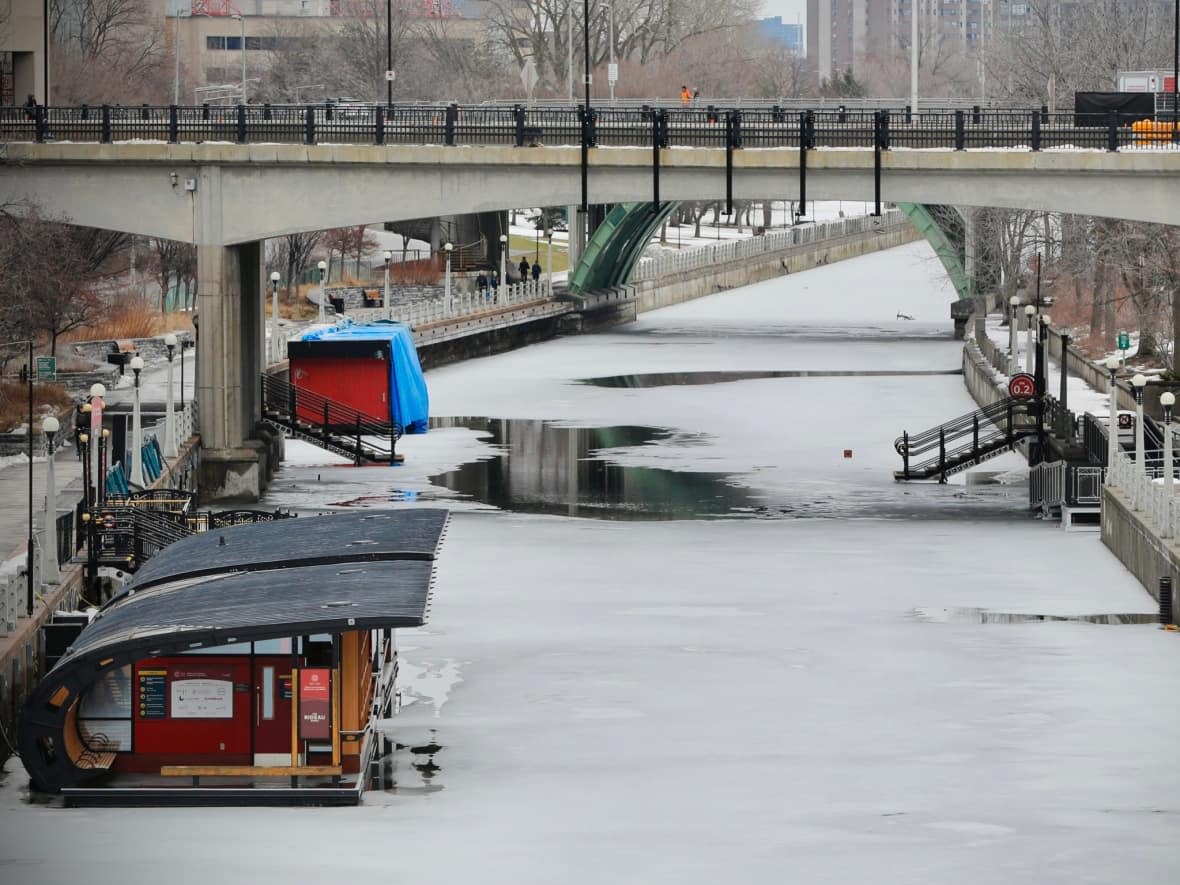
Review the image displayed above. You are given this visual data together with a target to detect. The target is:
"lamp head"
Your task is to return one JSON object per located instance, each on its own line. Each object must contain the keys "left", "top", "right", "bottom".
{"left": 500, "top": 234, "right": 507, "bottom": 244}
{"left": 1040, "top": 313, "right": 1051, "bottom": 326}
{"left": 129, "top": 355, "right": 145, "bottom": 374}
{"left": 270, "top": 271, "right": 281, "bottom": 285}
{"left": 42, "top": 416, "right": 60, "bottom": 435}
{"left": 79, "top": 432, "right": 88, "bottom": 444}
{"left": 81, "top": 403, "right": 92, "bottom": 414}
{"left": 1105, "top": 356, "right": 1121, "bottom": 371}
{"left": 164, "top": 332, "right": 178, "bottom": 348}
{"left": 445, "top": 242, "right": 453, "bottom": 252}
{"left": 1132, "top": 373, "right": 1147, "bottom": 389}
{"left": 1009, "top": 295, "right": 1020, "bottom": 306}
{"left": 102, "top": 428, "right": 110, "bottom": 438}
{"left": 1161, "top": 392, "right": 1176, "bottom": 408}
{"left": 81, "top": 511, "right": 90, "bottom": 523}
{"left": 383, "top": 250, "right": 392, "bottom": 262}
{"left": 318, "top": 260, "right": 327, "bottom": 272}
{"left": 1024, "top": 304, "right": 1036, "bottom": 317}
{"left": 89, "top": 383, "right": 106, "bottom": 398}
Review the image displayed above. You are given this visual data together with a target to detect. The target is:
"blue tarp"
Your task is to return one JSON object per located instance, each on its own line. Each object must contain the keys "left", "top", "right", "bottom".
{"left": 300, "top": 322, "right": 430, "bottom": 433}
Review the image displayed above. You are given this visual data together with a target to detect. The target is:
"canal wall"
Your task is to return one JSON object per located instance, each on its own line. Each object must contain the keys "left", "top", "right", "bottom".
{"left": 965, "top": 315, "right": 1178, "bottom": 610}
{"left": 632, "top": 215, "right": 920, "bottom": 314}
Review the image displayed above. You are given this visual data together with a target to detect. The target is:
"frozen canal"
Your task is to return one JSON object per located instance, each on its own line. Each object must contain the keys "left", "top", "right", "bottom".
{"left": 3, "top": 242, "right": 1178, "bottom": 883}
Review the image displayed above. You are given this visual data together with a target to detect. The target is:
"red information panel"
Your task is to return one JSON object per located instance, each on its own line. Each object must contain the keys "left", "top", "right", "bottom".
{"left": 299, "top": 669, "right": 331, "bottom": 740}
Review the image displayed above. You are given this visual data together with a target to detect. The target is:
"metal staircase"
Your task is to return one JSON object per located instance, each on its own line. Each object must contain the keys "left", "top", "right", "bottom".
{"left": 894, "top": 397, "right": 1039, "bottom": 481}
{"left": 260, "top": 374, "right": 403, "bottom": 464}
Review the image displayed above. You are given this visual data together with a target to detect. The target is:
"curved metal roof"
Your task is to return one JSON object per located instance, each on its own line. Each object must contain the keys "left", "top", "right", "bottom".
{"left": 20, "top": 509, "right": 448, "bottom": 793}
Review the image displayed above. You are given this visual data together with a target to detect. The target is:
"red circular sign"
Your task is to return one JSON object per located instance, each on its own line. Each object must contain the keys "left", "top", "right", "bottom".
{"left": 1008, "top": 373, "right": 1036, "bottom": 399}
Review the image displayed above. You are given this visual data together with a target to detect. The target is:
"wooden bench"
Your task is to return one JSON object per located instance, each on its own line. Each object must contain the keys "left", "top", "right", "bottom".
{"left": 76, "top": 750, "right": 117, "bottom": 770}
{"left": 160, "top": 764, "right": 343, "bottom": 787}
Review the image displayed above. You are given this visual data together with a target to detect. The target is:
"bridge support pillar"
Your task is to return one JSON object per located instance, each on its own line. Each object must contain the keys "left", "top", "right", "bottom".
{"left": 195, "top": 235, "right": 267, "bottom": 503}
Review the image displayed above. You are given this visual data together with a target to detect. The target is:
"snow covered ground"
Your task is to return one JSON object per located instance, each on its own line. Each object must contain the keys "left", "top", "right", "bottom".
{"left": 2, "top": 241, "right": 1177, "bottom": 884}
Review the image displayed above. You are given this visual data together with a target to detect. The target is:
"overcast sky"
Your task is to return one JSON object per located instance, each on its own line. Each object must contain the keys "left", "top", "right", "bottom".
{"left": 761, "top": 0, "right": 806, "bottom": 25}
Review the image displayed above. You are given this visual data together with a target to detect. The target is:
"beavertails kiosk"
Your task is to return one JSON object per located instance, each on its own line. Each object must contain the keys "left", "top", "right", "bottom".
{"left": 289, "top": 322, "right": 430, "bottom": 435}
{"left": 18, "top": 509, "right": 448, "bottom": 806}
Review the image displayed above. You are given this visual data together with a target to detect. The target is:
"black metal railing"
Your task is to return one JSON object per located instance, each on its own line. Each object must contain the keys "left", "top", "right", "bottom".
{"left": 260, "top": 373, "right": 401, "bottom": 464}
{"left": 6, "top": 104, "right": 1180, "bottom": 153}
{"left": 1081, "top": 412, "right": 1110, "bottom": 466}
{"left": 895, "top": 397, "right": 1039, "bottom": 480}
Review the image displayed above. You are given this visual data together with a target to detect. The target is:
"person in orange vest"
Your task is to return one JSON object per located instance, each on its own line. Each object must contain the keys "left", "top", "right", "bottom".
{"left": 680, "top": 85, "right": 692, "bottom": 107}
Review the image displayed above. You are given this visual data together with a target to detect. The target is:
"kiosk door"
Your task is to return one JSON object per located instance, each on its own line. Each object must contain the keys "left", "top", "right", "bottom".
{"left": 253, "top": 657, "right": 294, "bottom": 764}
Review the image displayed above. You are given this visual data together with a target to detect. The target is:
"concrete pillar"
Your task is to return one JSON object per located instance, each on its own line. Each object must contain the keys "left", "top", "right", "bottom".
{"left": 195, "top": 171, "right": 265, "bottom": 501}
{"left": 568, "top": 206, "right": 586, "bottom": 268}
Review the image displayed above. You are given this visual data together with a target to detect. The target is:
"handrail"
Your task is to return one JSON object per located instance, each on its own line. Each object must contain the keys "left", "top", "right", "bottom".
{"left": 260, "top": 374, "right": 401, "bottom": 463}
{"left": 6, "top": 104, "right": 1179, "bottom": 154}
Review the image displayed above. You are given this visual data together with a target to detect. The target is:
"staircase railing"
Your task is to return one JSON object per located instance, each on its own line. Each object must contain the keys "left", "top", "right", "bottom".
{"left": 260, "top": 373, "right": 401, "bottom": 464}
{"left": 895, "top": 397, "right": 1037, "bottom": 479}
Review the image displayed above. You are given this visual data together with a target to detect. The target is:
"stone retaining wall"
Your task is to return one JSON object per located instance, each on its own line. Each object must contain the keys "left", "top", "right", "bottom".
{"left": 633, "top": 223, "right": 922, "bottom": 314}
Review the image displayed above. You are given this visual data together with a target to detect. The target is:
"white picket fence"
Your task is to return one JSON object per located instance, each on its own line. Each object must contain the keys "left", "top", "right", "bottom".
{"left": 1106, "top": 445, "right": 1180, "bottom": 539}
{"left": 1, "top": 539, "right": 39, "bottom": 638}
{"left": 630, "top": 211, "right": 906, "bottom": 282}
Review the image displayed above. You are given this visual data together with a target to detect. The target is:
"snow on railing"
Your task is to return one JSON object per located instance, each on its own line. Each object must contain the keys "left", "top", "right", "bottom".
{"left": 630, "top": 210, "right": 906, "bottom": 282}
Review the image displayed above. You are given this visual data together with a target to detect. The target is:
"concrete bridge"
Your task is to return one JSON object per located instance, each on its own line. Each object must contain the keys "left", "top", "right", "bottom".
{"left": 3, "top": 108, "right": 1179, "bottom": 500}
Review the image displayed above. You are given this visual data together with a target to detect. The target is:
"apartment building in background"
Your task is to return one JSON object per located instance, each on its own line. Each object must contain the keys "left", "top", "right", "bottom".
{"left": 0, "top": 1, "right": 47, "bottom": 105}
{"left": 806, "top": 0, "right": 1032, "bottom": 86}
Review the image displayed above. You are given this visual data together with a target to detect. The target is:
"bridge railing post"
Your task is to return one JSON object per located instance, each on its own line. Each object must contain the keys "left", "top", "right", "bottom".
{"left": 375, "top": 105, "right": 385, "bottom": 146}
{"left": 1107, "top": 110, "right": 1119, "bottom": 152}
{"left": 236, "top": 104, "right": 247, "bottom": 144}
{"left": 445, "top": 104, "right": 457, "bottom": 146}
{"left": 514, "top": 104, "right": 525, "bottom": 147}
{"left": 304, "top": 106, "right": 315, "bottom": 144}
{"left": 101, "top": 105, "right": 111, "bottom": 143}
{"left": 1031, "top": 110, "right": 1041, "bottom": 152}
{"left": 34, "top": 105, "right": 46, "bottom": 143}
{"left": 954, "top": 110, "right": 965, "bottom": 150}
{"left": 168, "top": 105, "right": 179, "bottom": 143}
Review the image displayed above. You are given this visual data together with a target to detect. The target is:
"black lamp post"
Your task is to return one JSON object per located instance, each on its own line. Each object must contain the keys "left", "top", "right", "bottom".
{"left": 387, "top": 0, "right": 393, "bottom": 107}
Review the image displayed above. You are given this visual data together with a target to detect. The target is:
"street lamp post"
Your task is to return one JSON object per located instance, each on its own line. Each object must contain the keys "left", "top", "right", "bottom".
{"left": 444, "top": 242, "right": 453, "bottom": 308}
{"left": 318, "top": 260, "right": 328, "bottom": 323}
{"left": 499, "top": 233, "right": 508, "bottom": 299}
{"left": 547, "top": 233, "right": 554, "bottom": 298}
{"left": 1133, "top": 373, "right": 1148, "bottom": 474}
{"left": 1162, "top": 393, "right": 1176, "bottom": 534}
{"left": 383, "top": 250, "right": 393, "bottom": 321}
{"left": 163, "top": 334, "right": 178, "bottom": 459}
{"left": 269, "top": 271, "right": 281, "bottom": 363}
{"left": 1024, "top": 304, "right": 1036, "bottom": 374}
{"left": 1037, "top": 313, "right": 1050, "bottom": 397}
{"left": 231, "top": 14, "right": 247, "bottom": 103}
{"left": 1106, "top": 356, "right": 1121, "bottom": 474}
{"left": 88, "top": 383, "right": 105, "bottom": 504}
{"left": 129, "top": 355, "right": 145, "bottom": 487}
{"left": 1008, "top": 295, "right": 1020, "bottom": 375}
{"left": 41, "top": 416, "right": 60, "bottom": 585}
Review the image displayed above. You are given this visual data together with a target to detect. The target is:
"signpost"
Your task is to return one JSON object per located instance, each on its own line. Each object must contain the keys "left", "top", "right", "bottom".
{"left": 1008, "top": 372, "right": 1036, "bottom": 400}
{"left": 35, "top": 356, "right": 56, "bottom": 382}
{"left": 1117, "top": 331, "right": 1130, "bottom": 364}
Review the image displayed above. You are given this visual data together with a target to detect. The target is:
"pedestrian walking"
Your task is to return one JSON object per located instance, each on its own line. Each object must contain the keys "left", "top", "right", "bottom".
{"left": 531, "top": 260, "right": 542, "bottom": 282}
{"left": 476, "top": 270, "right": 488, "bottom": 299}
{"left": 519, "top": 257, "right": 530, "bottom": 281}
{"left": 490, "top": 269, "right": 499, "bottom": 301}
{"left": 73, "top": 399, "right": 89, "bottom": 460}
{"left": 22, "top": 94, "right": 36, "bottom": 121}
{"left": 680, "top": 85, "right": 691, "bottom": 107}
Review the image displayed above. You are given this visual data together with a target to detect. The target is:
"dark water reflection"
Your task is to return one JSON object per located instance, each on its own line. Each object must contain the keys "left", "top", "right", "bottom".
{"left": 428, "top": 417, "right": 760, "bottom": 520}
{"left": 581, "top": 369, "right": 962, "bottom": 388}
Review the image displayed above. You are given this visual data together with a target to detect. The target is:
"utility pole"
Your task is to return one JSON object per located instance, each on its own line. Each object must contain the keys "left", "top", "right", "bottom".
{"left": 387, "top": 0, "right": 393, "bottom": 106}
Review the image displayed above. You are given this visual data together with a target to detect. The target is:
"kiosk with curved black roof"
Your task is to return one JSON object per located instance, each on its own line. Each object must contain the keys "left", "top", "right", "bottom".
{"left": 19, "top": 509, "right": 448, "bottom": 794}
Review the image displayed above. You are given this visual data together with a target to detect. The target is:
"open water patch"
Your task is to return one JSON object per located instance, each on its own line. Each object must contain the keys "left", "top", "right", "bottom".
{"left": 912, "top": 607, "right": 1158, "bottom": 625}
{"left": 427, "top": 417, "right": 759, "bottom": 520}
{"left": 580, "top": 369, "right": 962, "bottom": 388}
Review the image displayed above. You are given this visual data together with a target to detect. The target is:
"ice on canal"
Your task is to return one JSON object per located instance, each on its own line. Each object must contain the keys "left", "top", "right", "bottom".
{"left": 2, "top": 242, "right": 1177, "bottom": 884}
